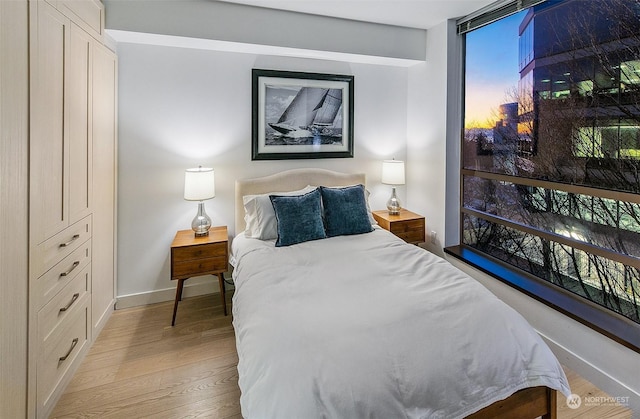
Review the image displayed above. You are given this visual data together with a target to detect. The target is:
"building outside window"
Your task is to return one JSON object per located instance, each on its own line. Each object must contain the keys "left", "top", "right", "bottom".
{"left": 461, "top": 0, "right": 640, "bottom": 337}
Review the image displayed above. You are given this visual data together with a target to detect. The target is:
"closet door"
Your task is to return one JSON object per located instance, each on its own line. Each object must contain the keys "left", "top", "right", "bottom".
{"left": 91, "top": 43, "right": 117, "bottom": 335}
{"left": 30, "top": 1, "right": 69, "bottom": 244}
{"left": 30, "top": 5, "right": 92, "bottom": 244}
{"left": 68, "top": 23, "right": 92, "bottom": 226}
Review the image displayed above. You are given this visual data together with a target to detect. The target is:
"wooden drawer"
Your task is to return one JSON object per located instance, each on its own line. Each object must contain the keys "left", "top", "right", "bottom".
{"left": 33, "top": 215, "right": 91, "bottom": 278}
{"left": 172, "top": 256, "right": 228, "bottom": 279}
{"left": 172, "top": 242, "right": 227, "bottom": 261}
{"left": 38, "top": 265, "right": 90, "bottom": 343}
{"left": 390, "top": 219, "right": 425, "bottom": 244}
{"left": 38, "top": 301, "right": 89, "bottom": 414}
{"left": 36, "top": 239, "right": 91, "bottom": 309}
{"left": 172, "top": 241, "right": 228, "bottom": 279}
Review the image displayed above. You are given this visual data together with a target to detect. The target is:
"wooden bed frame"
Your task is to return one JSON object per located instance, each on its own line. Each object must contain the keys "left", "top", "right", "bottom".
{"left": 468, "top": 386, "right": 557, "bottom": 419}
{"left": 234, "top": 168, "right": 558, "bottom": 419}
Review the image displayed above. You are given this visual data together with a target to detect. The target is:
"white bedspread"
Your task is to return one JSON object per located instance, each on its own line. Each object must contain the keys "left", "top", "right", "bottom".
{"left": 231, "top": 228, "right": 570, "bottom": 418}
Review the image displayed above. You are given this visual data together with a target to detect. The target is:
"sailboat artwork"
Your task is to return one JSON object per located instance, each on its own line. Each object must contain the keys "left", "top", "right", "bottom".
{"left": 252, "top": 69, "right": 353, "bottom": 160}
{"left": 265, "top": 86, "right": 344, "bottom": 146}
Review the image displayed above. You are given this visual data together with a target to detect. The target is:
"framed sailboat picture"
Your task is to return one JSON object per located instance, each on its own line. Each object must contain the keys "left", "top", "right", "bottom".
{"left": 252, "top": 69, "right": 354, "bottom": 160}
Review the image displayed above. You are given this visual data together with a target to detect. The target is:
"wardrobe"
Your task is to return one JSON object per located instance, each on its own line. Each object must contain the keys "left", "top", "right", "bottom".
{"left": 0, "top": 0, "right": 117, "bottom": 417}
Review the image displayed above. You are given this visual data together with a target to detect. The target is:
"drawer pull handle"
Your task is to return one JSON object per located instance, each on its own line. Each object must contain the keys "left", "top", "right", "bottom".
{"left": 59, "top": 234, "right": 80, "bottom": 248}
{"left": 60, "top": 261, "right": 80, "bottom": 277}
{"left": 59, "top": 293, "right": 80, "bottom": 313}
{"left": 59, "top": 338, "right": 79, "bottom": 362}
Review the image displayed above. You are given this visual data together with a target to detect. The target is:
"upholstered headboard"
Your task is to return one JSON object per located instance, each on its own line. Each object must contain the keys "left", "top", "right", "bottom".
{"left": 234, "top": 168, "right": 366, "bottom": 234}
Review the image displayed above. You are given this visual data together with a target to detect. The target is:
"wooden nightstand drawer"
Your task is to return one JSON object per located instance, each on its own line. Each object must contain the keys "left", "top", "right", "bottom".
{"left": 172, "top": 242, "right": 227, "bottom": 261}
{"left": 172, "top": 256, "right": 228, "bottom": 279}
{"left": 372, "top": 209, "right": 426, "bottom": 244}
{"left": 390, "top": 218, "right": 425, "bottom": 243}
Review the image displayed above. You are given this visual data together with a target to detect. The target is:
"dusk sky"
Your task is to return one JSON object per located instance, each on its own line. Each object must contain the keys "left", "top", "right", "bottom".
{"left": 465, "top": 10, "right": 527, "bottom": 128}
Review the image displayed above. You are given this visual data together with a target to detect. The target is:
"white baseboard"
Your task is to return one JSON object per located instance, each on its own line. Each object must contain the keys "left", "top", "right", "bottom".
{"left": 93, "top": 298, "right": 115, "bottom": 337}
{"left": 115, "top": 280, "right": 230, "bottom": 310}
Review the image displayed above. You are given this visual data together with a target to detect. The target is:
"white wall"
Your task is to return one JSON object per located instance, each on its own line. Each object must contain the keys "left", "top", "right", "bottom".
{"left": 116, "top": 42, "right": 409, "bottom": 305}
{"left": 406, "top": 19, "right": 451, "bottom": 256}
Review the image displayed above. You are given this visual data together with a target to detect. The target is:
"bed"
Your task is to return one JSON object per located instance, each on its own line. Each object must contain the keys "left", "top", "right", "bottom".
{"left": 231, "top": 168, "right": 570, "bottom": 418}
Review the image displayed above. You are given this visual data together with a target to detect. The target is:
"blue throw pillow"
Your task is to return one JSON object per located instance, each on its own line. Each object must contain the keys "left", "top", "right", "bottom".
{"left": 270, "top": 188, "right": 327, "bottom": 247}
{"left": 320, "top": 184, "right": 374, "bottom": 237}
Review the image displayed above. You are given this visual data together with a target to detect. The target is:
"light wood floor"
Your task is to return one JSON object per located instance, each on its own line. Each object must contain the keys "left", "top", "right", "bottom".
{"left": 51, "top": 293, "right": 633, "bottom": 418}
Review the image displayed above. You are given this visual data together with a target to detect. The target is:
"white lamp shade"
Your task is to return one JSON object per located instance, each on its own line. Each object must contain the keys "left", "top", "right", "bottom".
{"left": 184, "top": 167, "right": 215, "bottom": 201}
{"left": 381, "top": 160, "right": 405, "bottom": 185}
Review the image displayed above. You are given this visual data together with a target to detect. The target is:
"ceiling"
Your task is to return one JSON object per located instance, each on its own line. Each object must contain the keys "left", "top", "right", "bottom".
{"left": 217, "top": 0, "right": 495, "bottom": 29}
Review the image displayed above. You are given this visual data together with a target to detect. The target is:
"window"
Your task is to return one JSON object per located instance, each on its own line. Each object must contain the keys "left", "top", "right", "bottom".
{"left": 456, "top": 0, "right": 640, "bottom": 351}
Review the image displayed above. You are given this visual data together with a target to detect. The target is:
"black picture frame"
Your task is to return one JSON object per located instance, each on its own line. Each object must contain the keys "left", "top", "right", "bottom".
{"left": 252, "top": 69, "right": 354, "bottom": 160}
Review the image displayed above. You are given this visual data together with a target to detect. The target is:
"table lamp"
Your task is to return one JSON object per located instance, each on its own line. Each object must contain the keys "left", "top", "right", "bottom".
{"left": 184, "top": 166, "right": 216, "bottom": 237}
{"left": 381, "top": 159, "right": 405, "bottom": 215}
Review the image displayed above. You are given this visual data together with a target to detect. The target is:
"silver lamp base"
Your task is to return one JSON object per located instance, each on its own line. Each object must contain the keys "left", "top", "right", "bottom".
{"left": 386, "top": 187, "right": 402, "bottom": 215}
{"left": 192, "top": 201, "right": 212, "bottom": 237}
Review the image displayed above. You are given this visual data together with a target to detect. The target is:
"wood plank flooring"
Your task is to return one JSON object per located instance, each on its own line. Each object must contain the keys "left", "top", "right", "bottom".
{"left": 51, "top": 293, "right": 240, "bottom": 418}
{"left": 51, "top": 293, "right": 633, "bottom": 418}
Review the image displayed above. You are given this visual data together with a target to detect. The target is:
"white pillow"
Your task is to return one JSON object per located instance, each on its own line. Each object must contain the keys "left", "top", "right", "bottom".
{"left": 243, "top": 185, "right": 316, "bottom": 240}
{"left": 364, "top": 188, "right": 378, "bottom": 226}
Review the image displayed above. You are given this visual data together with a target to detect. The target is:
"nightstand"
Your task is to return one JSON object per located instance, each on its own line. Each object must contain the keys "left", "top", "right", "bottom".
{"left": 372, "top": 209, "right": 426, "bottom": 244}
{"left": 170, "top": 226, "right": 229, "bottom": 326}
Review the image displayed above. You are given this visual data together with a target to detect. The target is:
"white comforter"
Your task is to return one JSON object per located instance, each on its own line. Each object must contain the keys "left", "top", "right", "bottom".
{"left": 231, "top": 228, "right": 570, "bottom": 419}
